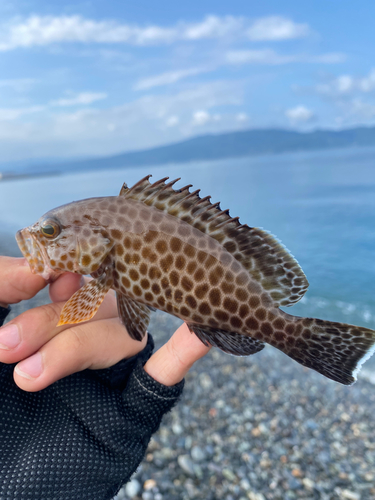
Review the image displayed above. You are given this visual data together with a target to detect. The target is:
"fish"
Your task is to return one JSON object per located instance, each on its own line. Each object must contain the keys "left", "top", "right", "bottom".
{"left": 16, "top": 175, "right": 375, "bottom": 385}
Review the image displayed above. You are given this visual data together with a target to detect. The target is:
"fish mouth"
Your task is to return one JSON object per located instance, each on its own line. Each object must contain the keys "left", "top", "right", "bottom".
{"left": 16, "top": 228, "right": 61, "bottom": 282}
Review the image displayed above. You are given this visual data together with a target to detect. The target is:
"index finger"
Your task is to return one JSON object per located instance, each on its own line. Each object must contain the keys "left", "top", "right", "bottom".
{"left": 0, "top": 256, "right": 46, "bottom": 306}
{"left": 144, "top": 323, "right": 211, "bottom": 386}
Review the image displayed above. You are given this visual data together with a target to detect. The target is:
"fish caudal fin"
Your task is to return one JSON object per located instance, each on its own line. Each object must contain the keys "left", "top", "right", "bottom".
{"left": 273, "top": 314, "right": 375, "bottom": 385}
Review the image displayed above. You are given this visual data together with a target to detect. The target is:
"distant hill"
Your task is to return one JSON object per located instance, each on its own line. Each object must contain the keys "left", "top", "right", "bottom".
{"left": 2, "top": 126, "right": 375, "bottom": 179}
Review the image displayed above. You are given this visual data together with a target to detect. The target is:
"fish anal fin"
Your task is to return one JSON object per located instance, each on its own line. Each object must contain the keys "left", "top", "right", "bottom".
{"left": 117, "top": 293, "right": 152, "bottom": 341}
{"left": 57, "top": 275, "right": 112, "bottom": 326}
{"left": 187, "top": 323, "right": 265, "bottom": 356}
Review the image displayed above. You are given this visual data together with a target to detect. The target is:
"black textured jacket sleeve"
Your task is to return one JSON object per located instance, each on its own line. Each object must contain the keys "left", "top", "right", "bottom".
{"left": 0, "top": 307, "right": 184, "bottom": 500}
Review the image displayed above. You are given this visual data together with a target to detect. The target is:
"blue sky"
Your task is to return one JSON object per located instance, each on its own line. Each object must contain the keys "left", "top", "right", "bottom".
{"left": 1, "top": 0, "right": 375, "bottom": 163}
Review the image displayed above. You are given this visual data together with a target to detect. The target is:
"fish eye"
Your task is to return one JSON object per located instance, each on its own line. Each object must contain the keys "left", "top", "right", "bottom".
{"left": 40, "top": 219, "right": 61, "bottom": 239}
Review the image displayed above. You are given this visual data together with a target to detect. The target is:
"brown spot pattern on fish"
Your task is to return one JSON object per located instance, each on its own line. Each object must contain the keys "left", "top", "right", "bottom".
{"left": 16, "top": 175, "right": 375, "bottom": 386}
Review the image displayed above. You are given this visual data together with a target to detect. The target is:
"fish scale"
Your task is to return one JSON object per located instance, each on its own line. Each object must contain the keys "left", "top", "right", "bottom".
{"left": 16, "top": 175, "right": 375, "bottom": 385}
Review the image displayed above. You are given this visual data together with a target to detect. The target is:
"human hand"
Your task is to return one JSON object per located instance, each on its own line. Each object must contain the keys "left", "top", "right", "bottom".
{"left": 0, "top": 256, "right": 211, "bottom": 392}
{"left": 0, "top": 256, "right": 149, "bottom": 391}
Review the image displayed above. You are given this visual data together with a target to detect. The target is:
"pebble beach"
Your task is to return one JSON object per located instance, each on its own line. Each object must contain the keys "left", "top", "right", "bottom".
{"left": 1, "top": 235, "right": 374, "bottom": 500}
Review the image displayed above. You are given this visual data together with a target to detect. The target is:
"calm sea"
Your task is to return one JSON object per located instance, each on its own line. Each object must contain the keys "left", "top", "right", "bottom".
{"left": 1, "top": 146, "right": 375, "bottom": 377}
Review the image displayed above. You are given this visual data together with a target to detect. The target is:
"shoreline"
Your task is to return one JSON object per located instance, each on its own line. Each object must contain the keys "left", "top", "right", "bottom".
{"left": 3, "top": 143, "right": 375, "bottom": 186}
{"left": 1, "top": 233, "right": 374, "bottom": 499}
{"left": 0, "top": 170, "right": 61, "bottom": 182}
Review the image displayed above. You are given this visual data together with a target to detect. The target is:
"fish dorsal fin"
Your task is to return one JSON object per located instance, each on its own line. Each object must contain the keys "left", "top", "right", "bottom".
{"left": 119, "top": 182, "right": 129, "bottom": 196}
{"left": 120, "top": 176, "right": 309, "bottom": 307}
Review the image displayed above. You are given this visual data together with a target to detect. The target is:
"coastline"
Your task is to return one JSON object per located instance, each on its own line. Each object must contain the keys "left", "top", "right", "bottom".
{"left": 0, "top": 170, "right": 61, "bottom": 182}
{"left": 3, "top": 143, "right": 375, "bottom": 186}
{"left": 1, "top": 232, "right": 374, "bottom": 499}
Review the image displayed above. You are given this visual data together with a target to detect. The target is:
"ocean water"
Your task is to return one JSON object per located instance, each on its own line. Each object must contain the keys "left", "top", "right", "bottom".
{"left": 1, "top": 146, "right": 375, "bottom": 377}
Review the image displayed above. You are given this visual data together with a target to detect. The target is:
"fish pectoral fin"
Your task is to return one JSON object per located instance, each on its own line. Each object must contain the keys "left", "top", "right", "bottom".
{"left": 57, "top": 275, "right": 112, "bottom": 326}
{"left": 117, "top": 293, "right": 152, "bottom": 341}
{"left": 187, "top": 323, "right": 265, "bottom": 356}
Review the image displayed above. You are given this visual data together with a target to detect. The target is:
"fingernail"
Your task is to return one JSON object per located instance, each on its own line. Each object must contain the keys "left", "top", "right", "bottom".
{"left": 15, "top": 352, "right": 43, "bottom": 379}
{"left": 0, "top": 324, "right": 21, "bottom": 349}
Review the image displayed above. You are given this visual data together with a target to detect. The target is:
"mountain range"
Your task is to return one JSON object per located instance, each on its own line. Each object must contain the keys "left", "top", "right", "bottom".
{"left": 1, "top": 126, "right": 375, "bottom": 179}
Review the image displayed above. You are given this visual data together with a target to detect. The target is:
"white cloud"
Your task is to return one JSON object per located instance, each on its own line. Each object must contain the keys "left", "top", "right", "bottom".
{"left": 50, "top": 92, "right": 107, "bottom": 107}
{"left": 133, "top": 47, "right": 344, "bottom": 93}
{"left": 225, "top": 48, "right": 296, "bottom": 65}
{"left": 247, "top": 16, "right": 310, "bottom": 41}
{"left": 134, "top": 49, "right": 345, "bottom": 93}
{"left": 182, "top": 15, "right": 244, "bottom": 40}
{"left": 0, "top": 14, "right": 242, "bottom": 50}
{"left": 0, "top": 92, "right": 107, "bottom": 123}
{"left": 236, "top": 112, "right": 248, "bottom": 122}
{"left": 191, "top": 110, "right": 222, "bottom": 127}
{"left": 0, "top": 15, "right": 168, "bottom": 49}
{"left": 0, "top": 81, "right": 244, "bottom": 161}
{"left": 358, "top": 69, "right": 375, "bottom": 92}
{"left": 317, "top": 75, "right": 355, "bottom": 95}
{"left": 134, "top": 67, "right": 209, "bottom": 90}
{"left": 317, "top": 69, "right": 375, "bottom": 96}
{"left": 347, "top": 99, "right": 375, "bottom": 119}
{"left": 308, "top": 53, "right": 346, "bottom": 64}
{"left": 0, "top": 14, "right": 311, "bottom": 51}
{"left": 165, "top": 115, "right": 179, "bottom": 127}
{"left": 225, "top": 49, "right": 346, "bottom": 66}
{"left": 336, "top": 75, "right": 354, "bottom": 93}
{"left": 285, "top": 105, "right": 315, "bottom": 123}
{"left": 333, "top": 97, "right": 375, "bottom": 127}
{"left": 192, "top": 110, "right": 211, "bottom": 126}
{"left": 0, "top": 78, "right": 38, "bottom": 91}
{"left": 0, "top": 105, "right": 44, "bottom": 121}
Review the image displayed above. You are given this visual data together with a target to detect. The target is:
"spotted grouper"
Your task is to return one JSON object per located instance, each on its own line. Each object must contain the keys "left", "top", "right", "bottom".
{"left": 16, "top": 176, "right": 375, "bottom": 385}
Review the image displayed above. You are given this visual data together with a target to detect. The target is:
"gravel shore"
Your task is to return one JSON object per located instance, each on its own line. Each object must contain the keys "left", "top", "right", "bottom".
{"left": 1, "top": 236, "right": 374, "bottom": 500}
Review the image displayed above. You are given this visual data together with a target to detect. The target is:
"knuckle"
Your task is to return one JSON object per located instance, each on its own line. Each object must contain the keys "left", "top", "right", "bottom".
{"left": 39, "top": 303, "right": 62, "bottom": 326}
{"left": 16, "top": 302, "right": 61, "bottom": 329}
{"left": 67, "top": 326, "right": 88, "bottom": 350}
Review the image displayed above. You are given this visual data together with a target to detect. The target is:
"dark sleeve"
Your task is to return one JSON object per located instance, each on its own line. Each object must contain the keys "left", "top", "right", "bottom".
{"left": 0, "top": 305, "right": 10, "bottom": 325}
{"left": 0, "top": 320, "right": 184, "bottom": 500}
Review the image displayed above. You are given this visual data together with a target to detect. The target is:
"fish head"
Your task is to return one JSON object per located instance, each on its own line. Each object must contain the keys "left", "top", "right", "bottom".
{"left": 16, "top": 199, "right": 114, "bottom": 281}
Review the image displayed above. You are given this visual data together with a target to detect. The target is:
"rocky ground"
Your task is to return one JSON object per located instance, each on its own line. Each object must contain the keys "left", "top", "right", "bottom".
{"left": 112, "top": 314, "right": 375, "bottom": 500}
{"left": 1, "top": 236, "right": 374, "bottom": 500}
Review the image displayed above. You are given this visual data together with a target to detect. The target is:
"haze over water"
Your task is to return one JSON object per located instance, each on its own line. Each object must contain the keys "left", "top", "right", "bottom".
{"left": 1, "top": 146, "right": 375, "bottom": 375}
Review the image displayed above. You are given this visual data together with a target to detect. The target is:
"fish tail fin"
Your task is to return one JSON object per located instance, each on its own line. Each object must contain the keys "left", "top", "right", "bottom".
{"left": 270, "top": 313, "right": 375, "bottom": 385}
